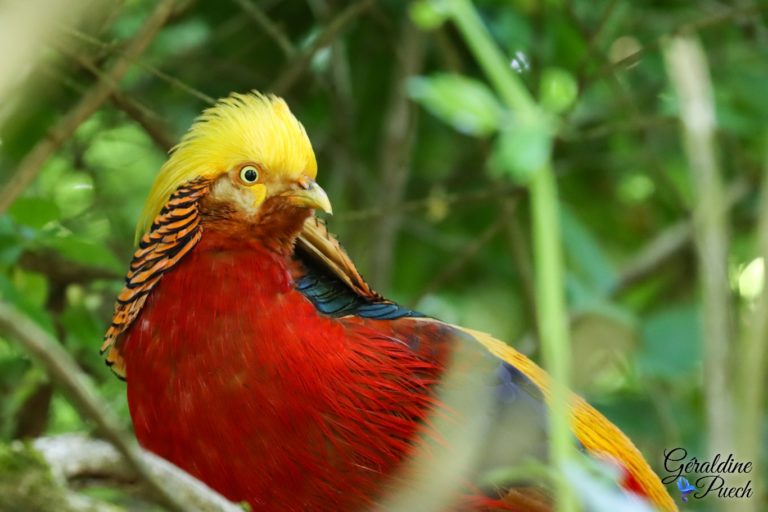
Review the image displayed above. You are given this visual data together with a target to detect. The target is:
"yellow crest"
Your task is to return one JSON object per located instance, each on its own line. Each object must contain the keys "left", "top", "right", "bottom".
{"left": 136, "top": 91, "right": 317, "bottom": 242}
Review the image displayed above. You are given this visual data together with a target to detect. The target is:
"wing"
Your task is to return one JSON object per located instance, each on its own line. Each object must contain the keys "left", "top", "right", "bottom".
{"left": 297, "top": 217, "right": 380, "bottom": 300}
{"left": 101, "top": 178, "right": 212, "bottom": 378}
{"left": 295, "top": 217, "right": 422, "bottom": 320}
{"left": 292, "top": 218, "right": 677, "bottom": 512}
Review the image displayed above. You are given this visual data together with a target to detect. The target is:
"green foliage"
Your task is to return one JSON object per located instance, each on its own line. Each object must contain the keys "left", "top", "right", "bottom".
{"left": 488, "top": 120, "right": 552, "bottom": 183}
{"left": 409, "top": 0, "right": 449, "bottom": 30}
{"left": 0, "top": 0, "right": 766, "bottom": 510}
{"left": 43, "top": 237, "right": 122, "bottom": 274}
{"left": 407, "top": 73, "right": 503, "bottom": 136}
{"left": 539, "top": 67, "right": 578, "bottom": 114}
{"left": 9, "top": 198, "right": 60, "bottom": 230}
{"left": 0, "top": 441, "right": 75, "bottom": 512}
{"left": 639, "top": 304, "right": 701, "bottom": 380}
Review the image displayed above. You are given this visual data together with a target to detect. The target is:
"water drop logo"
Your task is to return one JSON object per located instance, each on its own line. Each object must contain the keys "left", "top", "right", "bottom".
{"left": 677, "top": 476, "right": 696, "bottom": 502}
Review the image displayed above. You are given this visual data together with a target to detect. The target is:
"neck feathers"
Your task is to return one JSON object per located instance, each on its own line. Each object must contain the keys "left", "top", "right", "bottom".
{"left": 199, "top": 194, "right": 312, "bottom": 256}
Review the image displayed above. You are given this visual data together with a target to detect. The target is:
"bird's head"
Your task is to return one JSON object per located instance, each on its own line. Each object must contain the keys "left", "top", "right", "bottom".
{"left": 137, "top": 91, "right": 330, "bottom": 249}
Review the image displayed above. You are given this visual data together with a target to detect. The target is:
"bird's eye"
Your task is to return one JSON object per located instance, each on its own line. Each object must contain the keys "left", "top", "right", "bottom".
{"left": 239, "top": 165, "right": 260, "bottom": 185}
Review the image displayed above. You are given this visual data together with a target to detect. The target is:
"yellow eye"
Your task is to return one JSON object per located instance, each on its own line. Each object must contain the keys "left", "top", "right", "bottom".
{"left": 239, "top": 165, "right": 260, "bottom": 185}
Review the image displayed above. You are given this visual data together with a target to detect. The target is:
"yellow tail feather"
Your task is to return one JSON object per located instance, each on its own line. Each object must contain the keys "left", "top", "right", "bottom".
{"left": 456, "top": 326, "right": 678, "bottom": 512}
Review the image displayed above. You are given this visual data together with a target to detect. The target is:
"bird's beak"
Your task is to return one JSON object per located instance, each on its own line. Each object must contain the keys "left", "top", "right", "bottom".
{"left": 282, "top": 178, "right": 333, "bottom": 215}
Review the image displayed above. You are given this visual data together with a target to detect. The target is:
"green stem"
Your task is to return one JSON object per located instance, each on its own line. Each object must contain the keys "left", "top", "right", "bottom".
{"left": 448, "top": 0, "right": 539, "bottom": 118}
{"left": 446, "top": 1, "right": 576, "bottom": 511}
{"left": 530, "top": 164, "right": 575, "bottom": 512}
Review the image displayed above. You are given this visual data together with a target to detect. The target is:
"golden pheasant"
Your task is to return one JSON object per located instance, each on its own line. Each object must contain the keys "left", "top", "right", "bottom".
{"left": 102, "top": 92, "right": 677, "bottom": 511}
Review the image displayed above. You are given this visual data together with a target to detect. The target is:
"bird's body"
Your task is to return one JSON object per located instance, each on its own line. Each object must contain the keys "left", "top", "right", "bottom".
{"left": 125, "top": 223, "right": 443, "bottom": 510}
{"left": 104, "top": 92, "right": 677, "bottom": 511}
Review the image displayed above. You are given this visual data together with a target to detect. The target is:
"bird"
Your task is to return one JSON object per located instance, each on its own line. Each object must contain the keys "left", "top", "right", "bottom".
{"left": 676, "top": 477, "right": 695, "bottom": 503}
{"left": 101, "top": 91, "right": 677, "bottom": 512}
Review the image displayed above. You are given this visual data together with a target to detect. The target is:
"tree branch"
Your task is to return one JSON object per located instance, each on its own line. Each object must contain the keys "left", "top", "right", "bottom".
{"left": 0, "top": 0, "right": 178, "bottom": 213}
{"left": 611, "top": 176, "right": 749, "bottom": 298}
{"left": 0, "top": 439, "right": 120, "bottom": 512}
{"left": 56, "top": 45, "right": 177, "bottom": 153}
{"left": 19, "top": 251, "right": 119, "bottom": 285}
{"left": 110, "top": 93, "right": 176, "bottom": 153}
{"left": 271, "top": 0, "right": 374, "bottom": 94}
{"left": 664, "top": 36, "right": 734, "bottom": 461}
{"left": 232, "top": 0, "right": 295, "bottom": 59}
{"left": 60, "top": 25, "right": 216, "bottom": 105}
{"left": 33, "top": 435, "right": 242, "bottom": 512}
{"left": 0, "top": 301, "right": 221, "bottom": 512}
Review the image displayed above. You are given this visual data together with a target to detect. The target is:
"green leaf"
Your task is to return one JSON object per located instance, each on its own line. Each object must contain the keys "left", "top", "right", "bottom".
{"left": 409, "top": 1, "right": 449, "bottom": 30}
{"left": 48, "top": 394, "right": 86, "bottom": 434}
{"left": 0, "top": 237, "right": 23, "bottom": 266}
{"left": 539, "top": 67, "right": 578, "bottom": 113}
{"left": 59, "top": 305, "right": 103, "bottom": 351}
{"left": 0, "top": 216, "right": 22, "bottom": 266}
{"left": 8, "top": 198, "right": 59, "bottom": 229}
{"left": 407, "top": 74, "right": 503, "bottom": 137}
{"left": 11, "top": 270, "right": 48, "bottom": 308}
{"left": 638, "top": 304, "right": 701, "bottom": 380}
{"left": 561, "top": 205, "right": 617, "bottom": 295}
{"left": 53, "top": 172, "right": 94, "bottom": 219}
{"left": 565, "top": 457, "right": 655, "bottom": 512}
{"left": 42, "top": 236, "right": 122, "bottom": 273}
{"left": 82, "top": 123, "right": 166, "bottom": 233}
{"left": 488, "top": 121, "right": 551, "bottom": 184}
{"left": 153, "top": 18, "right": 210, "bottom": 57}
{"left": 0, "top": 275, "right": 55, "bottom": 335}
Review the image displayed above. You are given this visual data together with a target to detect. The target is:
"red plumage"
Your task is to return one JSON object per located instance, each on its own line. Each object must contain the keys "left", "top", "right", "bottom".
{"left": 123, "top": 230, "right": 454, "bottom": 510}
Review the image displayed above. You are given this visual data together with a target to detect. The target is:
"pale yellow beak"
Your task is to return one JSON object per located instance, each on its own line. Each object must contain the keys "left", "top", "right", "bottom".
{"left": 283, "top": 178, "right": 333, "bottom": 214}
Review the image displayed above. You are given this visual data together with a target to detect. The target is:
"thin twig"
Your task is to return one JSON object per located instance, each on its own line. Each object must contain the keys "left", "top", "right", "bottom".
{"left": 610, "top": 178, "right": 749, "bottom": 296}
{"left": 41, "top": 62, "right": 175, "bottom": 154}
{"left": 334, "top": 184, "right": 523, "bottom": 222}
{"left": 232, "top": 0, "right": 295, "bottom": 58}
{"left": 271, "top": 0, "right": 374, "bottom": 94}
{"left": 612, "top": 221, "right": 690, "bottom": 295}
{"left": 568, "top": 0, "right": 620, "bottom": 85}
{"left": 370, "top": 20, "right": 425, "bottom": 290}
{"left": 307, "top": 0, "right": 363, "bottom": 222}
{"left": 19, "top": 251, "right": 119, "bottom": 284}
{"left": 413, "top": 200, "right": 516, "bottom": 305}
{"left": 324, "top": 38, "right": 358, "bottom": 209}
{"left": 562, "top": 115, "right": 675, "bottom": 142}
{"left": 60, "top": 25, "right": 216, "bottom": 105}
{"left": 433, "top": 27, "right": 464, "bottom": 74}
{"left": 598, "top": 3, "right": 765, "bottom": 79}
{"left": 0, "top": 301, "right": 192, "bottom": 512}
{"left": 0, "top": 0, "right": 177, "bottom": 213}
{"left": 133, "top": 59, "right": 216, "bottom": 105}
{"left": 664, "top": 36, "right": 733, "bottom": 460}
{"left": 111, "top": 93, "right": 176, "bottom": 152}
{"left": 504, "top": 207, "right": 539, "bottom": 342}
{"left": 55, "top": 44, "right": 176, "bottom": 152}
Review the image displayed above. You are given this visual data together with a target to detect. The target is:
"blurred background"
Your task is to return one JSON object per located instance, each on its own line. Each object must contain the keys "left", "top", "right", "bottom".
{"left": 0, "top": 0, "right": 766, "bottom": 510}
